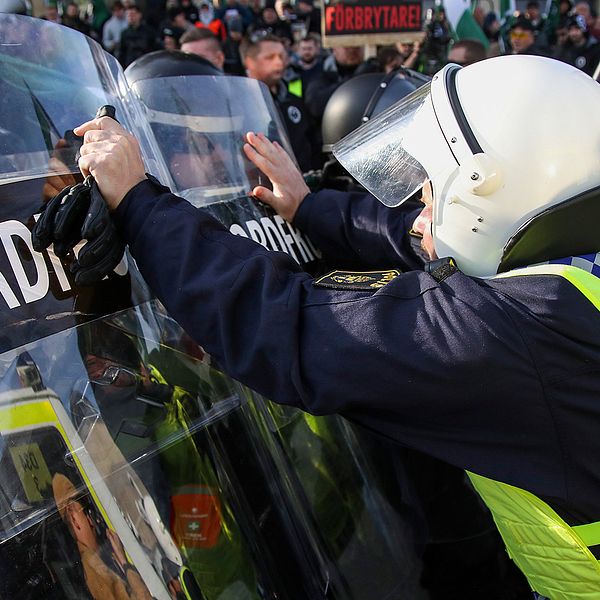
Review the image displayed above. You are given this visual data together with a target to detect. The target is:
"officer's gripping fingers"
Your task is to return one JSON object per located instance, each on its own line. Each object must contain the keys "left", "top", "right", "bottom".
{"left": 78, "top": 139, "right": 146, "bottom": 211}
{"left": 73, "top": 116, "right": 123, "bottom": 137}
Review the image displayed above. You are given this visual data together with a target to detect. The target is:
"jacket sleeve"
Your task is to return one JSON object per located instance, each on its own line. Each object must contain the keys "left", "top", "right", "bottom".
{"left": 294, "top": 189, "right": 427, "bottom": 271}
{"left": 113, "top": 182, "right": 533, "bottom": 405}
{"left": 111, "top": 180, "right": 567, "bottom": 492}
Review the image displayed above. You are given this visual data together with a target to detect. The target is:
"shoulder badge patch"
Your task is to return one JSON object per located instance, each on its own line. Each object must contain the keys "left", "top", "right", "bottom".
{"left": 314, "top": 269, "right": 401, "bottom": 291}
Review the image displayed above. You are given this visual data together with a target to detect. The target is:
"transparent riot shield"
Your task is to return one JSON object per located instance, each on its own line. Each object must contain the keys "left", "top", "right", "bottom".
{"left": 0, "top": 15, "right": 433, "bottom": 600}
{"left": 128, "top": 68, "right": 431, "bottom": 600}
{"left": 128, "top": 76, "right": 324, "bottom": 276}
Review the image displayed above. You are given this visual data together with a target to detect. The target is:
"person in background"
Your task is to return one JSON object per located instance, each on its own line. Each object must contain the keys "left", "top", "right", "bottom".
{"left": 161, "top": 25, "right": 182, "bottom": 50}
{"left": 53, "top": 473, "right": 153, "bottom": 600}
{"left": 158, "top": 5, "right": 194, "bottom": 38}
{"left": 422, "top": 7, "right": 452, "bottom": 73}
{"left": 482, "top": 12, "right": 502, "bottom": 56}
{"left": 42, "top": 2, "right": 60, "bottom": 23}
{"left": 447, "top": 39, "right": 487, "bottom": 66}
{"left": 506, "top": 16, "right": 548, "bottom": 55}
{"left": 395, "top": 39, "right": 423, "bottom": 69}
{"left": 195, "top": 0, "right": 227, "bottom": 41}
{"left": 222, "top": 13, "right": 245, "bottom": 74}
{"left": 118, "top": 3, "right": 160, "bottom": 67}
{"left": 554, "top": 14, "right": 600, "bottom": 75}
{"left": 377, "top": 46, "right": 404, "bottom": 73}
{"left": 305, "top": 46, "right": 380, "bottom": 123}
{"left": 249, "top": 4, "right": 294, "bottom": 46}
{"left": 573, "top": 0, "right": 600, "bottom": 40}
{"left": 216, "top": 0, "right": 253, "bottom": 32}
{"left": 179, "top": 0, "right": 199, "bottom": 24}
{"left": 295, "top": 0, "right": 320, "bottom": 34}
{"left": 103, "top": 0, "right": 128, "bottom": 54}
{"left": 289, "top": 33, "right": 323, "bottom": 92}
{"left": 241, "top": 33, "right": 321, "bottom": 172}
{"left": 524, "top": 0, "right": 548, "bottom": 45}
{"left": 180, "top": 27, "right": 225, "bottom": 70}
{"left": 61, "top": 1, "right": 90, "bottom": 34}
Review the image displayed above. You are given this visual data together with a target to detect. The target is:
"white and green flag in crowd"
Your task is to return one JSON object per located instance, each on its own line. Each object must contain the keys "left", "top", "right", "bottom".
{"left": 444, "top": 0, "right": 489, "bottom": 47}
{"left": 500, "top": 0, "right": 517, "bottom": 18}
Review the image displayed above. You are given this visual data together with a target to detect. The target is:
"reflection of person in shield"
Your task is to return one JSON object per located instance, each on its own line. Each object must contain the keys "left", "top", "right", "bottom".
{"left": 52, "top": 473, "right": 153, "bottom": 600}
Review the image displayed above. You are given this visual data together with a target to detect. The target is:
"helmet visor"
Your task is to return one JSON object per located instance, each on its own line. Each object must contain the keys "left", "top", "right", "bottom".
{"left": 332, "top": 83, "right": 457, "bottom": 207}
{"left": 132, "top": 76, "right": 294, "bottom": 207}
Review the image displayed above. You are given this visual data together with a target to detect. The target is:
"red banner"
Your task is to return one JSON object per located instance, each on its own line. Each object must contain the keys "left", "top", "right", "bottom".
{"left": 324, "top": 1, "right": 422, "bottom": 35}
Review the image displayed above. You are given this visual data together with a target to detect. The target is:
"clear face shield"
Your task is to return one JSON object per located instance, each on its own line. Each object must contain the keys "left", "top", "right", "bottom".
{"left": 332, "top": 82, "right": 458, "bottom": 207}
{"left": 131, "top": 76, "right": 295, "bottom": 207}
{"left": 0, "top": 15, "right": 159, "bottom": 190}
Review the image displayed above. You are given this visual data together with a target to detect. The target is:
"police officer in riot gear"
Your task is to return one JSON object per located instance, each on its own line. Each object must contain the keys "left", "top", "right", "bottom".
{"left": 67, "top": 55, "right": 600, "bottom": 599}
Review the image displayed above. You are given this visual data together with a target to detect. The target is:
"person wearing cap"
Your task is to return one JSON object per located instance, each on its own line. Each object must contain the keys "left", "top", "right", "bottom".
{"left": 554, "top": 14, "right": 600, "bottom": 75}
{"left": 70, "top": 55, "right": 600, "bottom": 599}
{"left": 506, "top": 16, "right": 548, "bottom": 55}
{"left": 53, "top": 473, "right": 153, "bottom": 600}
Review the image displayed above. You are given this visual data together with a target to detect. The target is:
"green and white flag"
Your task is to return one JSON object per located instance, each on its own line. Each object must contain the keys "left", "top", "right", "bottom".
{"left": 500, "top": 0, "right": 517, "bottom": 19}
{"left": 445, "top": 0, "right": 489, "bottom": 47}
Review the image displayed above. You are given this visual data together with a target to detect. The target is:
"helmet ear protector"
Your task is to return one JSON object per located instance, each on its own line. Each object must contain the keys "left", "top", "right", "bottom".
{"left": 498, "top": 184, "right": 600, "bottom": 272}
{"left": 431, "top": 64, "right": 503, "bottom": 198}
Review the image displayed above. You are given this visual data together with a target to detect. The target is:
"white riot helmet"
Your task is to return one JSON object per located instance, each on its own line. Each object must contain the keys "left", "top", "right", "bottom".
{"left": 333, "top": 55, "right": 600, "bottom": 277}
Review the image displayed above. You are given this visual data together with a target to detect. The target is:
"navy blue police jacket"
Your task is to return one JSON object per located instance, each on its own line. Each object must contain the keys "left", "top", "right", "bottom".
{"left": 113, "top": 179, "right": 600, "bottom": 528}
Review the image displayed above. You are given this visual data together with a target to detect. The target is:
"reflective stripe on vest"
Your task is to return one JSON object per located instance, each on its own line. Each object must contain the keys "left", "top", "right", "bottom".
{"left": 467, "top": 263, "right": 600, "bottom": 599}
{"left": 287, "top": 78, "right": 303, "bottom": 98}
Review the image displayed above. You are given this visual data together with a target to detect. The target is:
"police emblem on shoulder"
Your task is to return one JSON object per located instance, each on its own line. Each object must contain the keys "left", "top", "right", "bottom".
{"left": 314, "top": 269, "right": 401, "bottom": 291}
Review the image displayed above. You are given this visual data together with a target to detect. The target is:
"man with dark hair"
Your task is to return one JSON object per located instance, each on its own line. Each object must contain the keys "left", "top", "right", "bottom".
{"left": 554, "top": 14, "right": 600, "bottom": 75}
{"left": 289, "top": 33, "right": 323, "bottom": 89}
{"left": 62, "top": 1, "right": 90, "bottom": 35}
{"left": 118, "top": 4, "right": 160, "bottom": 67}
{"left": 241, "top": 33, "right": 320, "bottom": 172}
{"left": 507, "top": 16, "right": 548, "bottom": 55}
{"left": 447, "top": 39, "right": 487, "bottom": 66}
{"left": 103, "top": 1, "right": 128, "bottom": 54}
{"left": 180, "top": 27, "right": 225, "bottom": 69}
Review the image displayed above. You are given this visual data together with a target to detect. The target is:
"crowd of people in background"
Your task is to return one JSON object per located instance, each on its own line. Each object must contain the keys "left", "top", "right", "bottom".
{"left": 34, "top": 0, "right": 600, "bottom": 172}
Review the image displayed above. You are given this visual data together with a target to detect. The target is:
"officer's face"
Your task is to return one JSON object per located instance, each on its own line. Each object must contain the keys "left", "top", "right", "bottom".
{"left": 412, "top": 180, "right": 437, "bottom": 260}
{"left": 169, "top": 132, "right": 233, "bottom": 189}
{"left": 65, "top": 501, "right": 99, "bottom": 550}
{"left": 246, "top": 41, "right": 287, "bottom": 89}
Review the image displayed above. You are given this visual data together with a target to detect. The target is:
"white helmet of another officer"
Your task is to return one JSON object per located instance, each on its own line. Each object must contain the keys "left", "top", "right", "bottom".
{"left": 333, "top": 55, "right": 600, "bottom": 277}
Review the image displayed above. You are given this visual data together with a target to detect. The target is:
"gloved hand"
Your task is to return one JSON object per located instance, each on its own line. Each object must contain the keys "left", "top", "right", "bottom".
{"left": 32, "top": 174, "right": 125, "bottom": 286}
{"left": 31, "top": 105, "right": 126, "bottom": 286}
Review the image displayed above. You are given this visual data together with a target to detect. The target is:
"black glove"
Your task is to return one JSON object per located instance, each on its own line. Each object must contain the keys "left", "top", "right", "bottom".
{"left": 31, "top": 104, "right": 125, "bottom": 286}
{"left": 32, "top": 176, "right": 125, "bottom": 286}
{"left": 70, "top": 179, "right": 126, "bottom": 286}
